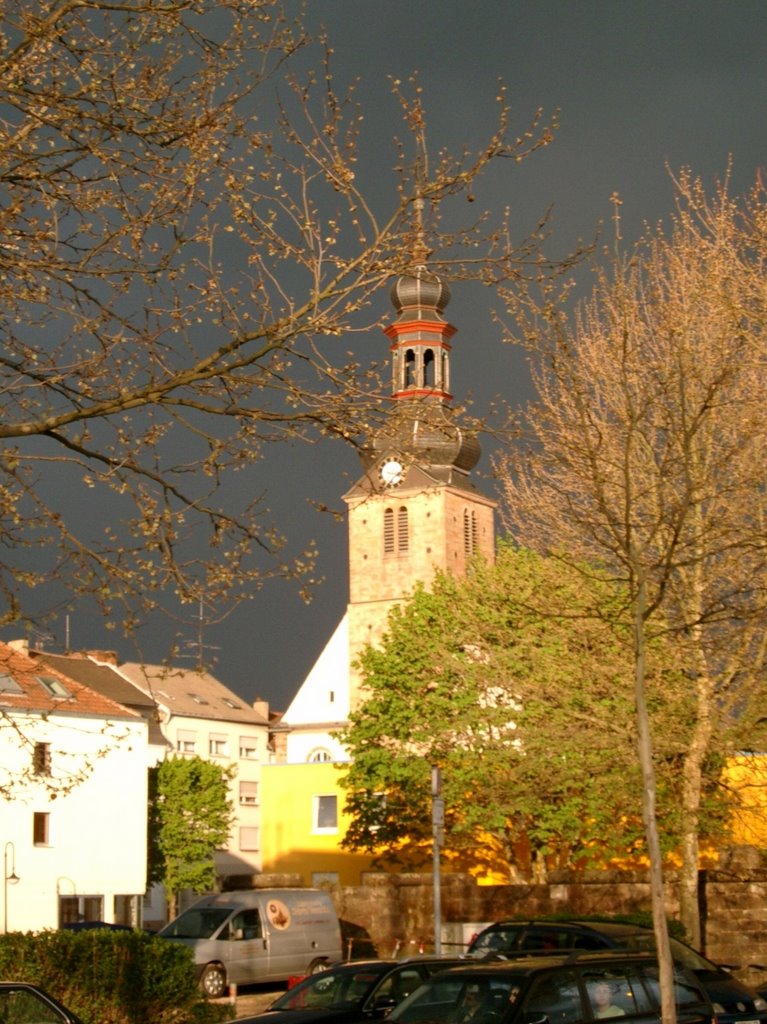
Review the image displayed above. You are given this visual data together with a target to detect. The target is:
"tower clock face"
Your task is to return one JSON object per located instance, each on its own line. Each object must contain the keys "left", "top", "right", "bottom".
{"left": 379, "top": 458, "right": 404, "bottom": 486}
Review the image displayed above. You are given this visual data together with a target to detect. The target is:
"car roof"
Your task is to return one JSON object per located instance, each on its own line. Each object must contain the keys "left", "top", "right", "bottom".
{"left": 437, "top": 950, "right": 665, "bottom": 977}
{"left": 479, "top": 920, "right": 649, "bottom": 938}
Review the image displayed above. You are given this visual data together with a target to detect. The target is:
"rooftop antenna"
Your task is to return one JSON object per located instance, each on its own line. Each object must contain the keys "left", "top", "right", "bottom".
{"left": 179, "top": 598, "right": 220, "bottom": 672}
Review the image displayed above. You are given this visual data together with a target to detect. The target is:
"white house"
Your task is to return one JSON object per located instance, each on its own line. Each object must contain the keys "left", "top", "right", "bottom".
{"left": 1, "top": 641, "right": 148, "bottom": 932}
{"left": 113, "top": 661, "right": 271, "bottom": 914}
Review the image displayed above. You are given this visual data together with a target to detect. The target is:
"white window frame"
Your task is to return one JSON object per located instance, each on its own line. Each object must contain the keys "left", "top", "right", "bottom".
{"left": 239, "top": 736, "right": 259, "bottom": 760}
{"left": 176, "top": 730, "right": 196, "bottom": 754}
{"left": 209, "top": 733, "right": 228, "bottom": 757}
{"left": 313, "top": 794, "right": 338, "bottom": 834}
{"left": 239, "top": 780, "right": 259, "bottom": 806}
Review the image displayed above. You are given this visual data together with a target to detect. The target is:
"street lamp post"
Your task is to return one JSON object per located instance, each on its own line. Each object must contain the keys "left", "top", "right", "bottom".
{"left": 3, "top": 841, "right": 20, "bottom": 933}
{"left": 431, "top": 766, "right": 443, "bottom": 956}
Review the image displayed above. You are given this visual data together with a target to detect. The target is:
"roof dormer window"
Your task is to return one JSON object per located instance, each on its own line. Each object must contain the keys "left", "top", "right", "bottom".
{"left": 37, "top": 675, "right": 71, "bottom": 698}
{"left": 0, "top": 674, "right": 22, "bottom": 694}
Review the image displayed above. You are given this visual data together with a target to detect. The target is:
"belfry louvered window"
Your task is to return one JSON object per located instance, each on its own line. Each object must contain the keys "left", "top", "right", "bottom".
{"left": 384, "top": 508, "right": 395, "bottom": 553}
{"left": 464, "top": 508, "right": 478, "bottom": 555}
{"left": 384, "top": 506, "right": 409, "bottom": 555}
{"left": 397, "top": 506, "right": 409, "bottom": 552}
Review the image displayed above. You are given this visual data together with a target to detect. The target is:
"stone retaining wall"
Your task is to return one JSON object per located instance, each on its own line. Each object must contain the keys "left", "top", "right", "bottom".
{"left": 333, "top": 847, "right": 767, "bottom": 993}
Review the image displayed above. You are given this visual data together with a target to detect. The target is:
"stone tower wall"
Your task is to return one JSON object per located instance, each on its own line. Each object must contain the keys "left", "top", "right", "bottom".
{"left": 346, "top": 486, "right": 495, "bottom": 707}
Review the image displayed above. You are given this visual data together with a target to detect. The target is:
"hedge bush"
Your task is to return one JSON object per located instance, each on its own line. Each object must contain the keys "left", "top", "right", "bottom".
{"left": 0, "top": 930, "right": 229, "bottom": 1024}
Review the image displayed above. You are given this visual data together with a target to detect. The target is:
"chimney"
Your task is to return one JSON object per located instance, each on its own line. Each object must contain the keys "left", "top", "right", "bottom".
{"left": 252, "top": 698, "right": 269, "bottom": 720}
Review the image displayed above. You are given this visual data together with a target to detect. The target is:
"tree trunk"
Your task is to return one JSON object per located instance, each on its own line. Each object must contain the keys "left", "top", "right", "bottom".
{"left": 634, "top": 579, "right": 676, "bottom": 1024}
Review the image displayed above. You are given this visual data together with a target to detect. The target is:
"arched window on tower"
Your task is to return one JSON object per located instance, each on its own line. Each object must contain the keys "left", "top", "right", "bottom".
{"left": 384, "top": 508, "right": 395, "bottom": 554}
{"left": 397, "top": 506, "right": 409, "bottom": 552}
{"left": 404, "top": 349, "right": 416, "bottom": 388}
{"left": 385, "top": 506, "right": 409, "bottom": 555}
{"left": 423, "top": 349, "right": 435, "bottom": 388}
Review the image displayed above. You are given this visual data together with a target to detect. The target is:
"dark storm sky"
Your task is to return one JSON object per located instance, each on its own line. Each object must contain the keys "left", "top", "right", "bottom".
{"left": 41, "top": 1, "right": 767, "bottom": 710}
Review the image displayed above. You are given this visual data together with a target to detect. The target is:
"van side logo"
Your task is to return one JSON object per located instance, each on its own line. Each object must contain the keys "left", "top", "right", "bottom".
{"left": 267, "top": 899, "right": 291, "bottom": 930}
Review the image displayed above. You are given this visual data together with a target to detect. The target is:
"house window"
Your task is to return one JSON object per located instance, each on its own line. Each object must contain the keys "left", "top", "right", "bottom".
{"left": 33, "top": 742, "right": 51, "bottom": 775}
{"left": 239, "top": 737, "right": 259, "bottom": 760}
{"left": 239, "top": 781, "right": 259, "bottom": 806}
{"left": 33, "top": 812, "right": 50, "bottom": 846}
{"left": 308, "top": 748, "right": 333, "bottom": 763}
{"left": 59, "top": 895, "right": 103, "bottom": 927}
{"left": 209, "top": 734, "right": 228, "bottom": 757}
{"left": 37, "top": 675, "right": 71, "bottom": 698}
{"left": 313, "top": 795, "right": 338, "bottom": 833}
{"left": 239, "top": 826, "right": 259, "bottom": 851}
{"left": 176, "top": 730, "right": 196, "bottom": 754}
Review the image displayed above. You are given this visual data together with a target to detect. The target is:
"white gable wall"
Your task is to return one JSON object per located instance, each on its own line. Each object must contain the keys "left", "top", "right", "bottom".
{"left": 2, "top": 709, "right": 148, "bottom": 932}
{"left": 281, "top": 615, "right": 350, "bottom": 764}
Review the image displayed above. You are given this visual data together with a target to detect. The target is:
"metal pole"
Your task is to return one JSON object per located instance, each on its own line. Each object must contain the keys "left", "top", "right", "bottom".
{"left": 431, "top": 766, "right": 443, "bottom": 955}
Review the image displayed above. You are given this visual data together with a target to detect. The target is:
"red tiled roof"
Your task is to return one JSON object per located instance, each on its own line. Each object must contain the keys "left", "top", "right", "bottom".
{"left": 0, "top": 643, "right": 137, "bottom": 718}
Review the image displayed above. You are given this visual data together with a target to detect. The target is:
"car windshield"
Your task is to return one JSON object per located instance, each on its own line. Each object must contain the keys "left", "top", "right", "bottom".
{"left": 160, "top": 907, "right": 232, "bottom": 939}
{"left": 390, "top": 973, "right": 525, "bottom": 1024}
{"left": 270, "top": 965, "right": 391, "bottom": 1011}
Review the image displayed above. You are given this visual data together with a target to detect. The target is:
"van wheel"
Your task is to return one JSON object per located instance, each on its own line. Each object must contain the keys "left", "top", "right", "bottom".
{"left": 308, "top": 958, "right": 330, "bottom": 974}
{"left": 200, "top": 963, "right": 227, "bottom": 998}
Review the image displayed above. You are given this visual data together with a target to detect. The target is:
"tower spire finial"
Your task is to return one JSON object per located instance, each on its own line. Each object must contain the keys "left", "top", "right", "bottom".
{"left": 410, "top": 194, "right": 431, "bottom": 270}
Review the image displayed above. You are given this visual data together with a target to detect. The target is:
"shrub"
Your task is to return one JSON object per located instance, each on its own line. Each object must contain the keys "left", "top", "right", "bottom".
{"left": 0, "top": 930, "right": 229, "bottom": 1024}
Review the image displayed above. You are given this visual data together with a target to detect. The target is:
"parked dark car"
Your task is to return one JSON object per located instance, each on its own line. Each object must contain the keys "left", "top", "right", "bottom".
{"left": 234, "top": 957, "right": 466, "bottom": 1024}
{"left": 0, "top": 982, "right": 85, "bottom": 1024}
{"left": 386, "top": 953, "right": 717, "bottom": 1024}
{"left": 466, "top": 919, "right": 767, "bottom": 1024}
{"left": 61, "top": 920, "right": 134, "bottom": 932}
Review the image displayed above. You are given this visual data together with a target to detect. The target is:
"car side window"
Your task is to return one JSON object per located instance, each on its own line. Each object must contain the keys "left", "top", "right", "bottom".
{"left": 230, "top": 908, "right": 262, "bottom": 941}
{"left": 375, "top": 968, "right": 425, "bottom": 1004}
{"left": 523, "top": 969, "right": 583, "bottom": 1024}
{"left": 581, "top": 968, "right": 648, "bottom": 1019}
{"left": 637, "top": 965, "right": 705, "bottom": 1009}
{"left": 0, "top": 987, "right": 65, "bottom": 1024}
{"left": 478, "top": 928, "right": 523, "bottom": 954}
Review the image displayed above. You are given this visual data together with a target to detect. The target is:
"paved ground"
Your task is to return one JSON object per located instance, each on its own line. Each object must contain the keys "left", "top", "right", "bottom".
{"left": 219, "top": 984, "right": 285, "bottom": 1021}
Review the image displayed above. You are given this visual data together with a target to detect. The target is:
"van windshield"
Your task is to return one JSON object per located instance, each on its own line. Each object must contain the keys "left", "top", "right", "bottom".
{"left": 161, "top": 907, "right": 233, "bottom": 939}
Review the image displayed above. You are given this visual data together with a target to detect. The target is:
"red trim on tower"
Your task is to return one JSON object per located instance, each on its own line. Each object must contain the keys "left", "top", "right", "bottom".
{"left": 383, "top": 320, "right": 457, "bottom": 342}
{"left": 393, "top": 388, "right": 454, "bottom": 401}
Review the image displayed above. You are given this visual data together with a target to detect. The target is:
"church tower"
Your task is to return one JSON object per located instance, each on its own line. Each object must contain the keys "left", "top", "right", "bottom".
{"left": 344, "top": 260, "right": 496, "bottom": 707}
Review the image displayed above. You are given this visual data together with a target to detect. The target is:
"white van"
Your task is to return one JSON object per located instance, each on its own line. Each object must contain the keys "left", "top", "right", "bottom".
{"left": 158, "top": 888, "right": 343, "bottom": 997}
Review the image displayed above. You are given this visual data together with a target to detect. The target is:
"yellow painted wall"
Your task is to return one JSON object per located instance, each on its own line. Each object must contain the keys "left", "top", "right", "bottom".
{"left": 724, "top": 753, "right": 767, "bottom": 847}
{"left": 260, "top": 762, "right": 380, "bottom": 886}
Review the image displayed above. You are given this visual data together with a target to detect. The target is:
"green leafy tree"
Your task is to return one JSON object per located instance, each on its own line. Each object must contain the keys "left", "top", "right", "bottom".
{"left": 148, "top": 756, "right": 234, "bottom": 919}
{"left": 339, "top": 545, "right": 722, "bottom": 881}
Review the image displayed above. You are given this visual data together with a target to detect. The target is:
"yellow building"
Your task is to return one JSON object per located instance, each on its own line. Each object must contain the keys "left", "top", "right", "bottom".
{"left": 260, "top": 761, "right": 378, "bottom": 886}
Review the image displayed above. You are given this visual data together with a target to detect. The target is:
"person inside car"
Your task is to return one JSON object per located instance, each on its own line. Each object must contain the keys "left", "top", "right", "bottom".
{"left": 590, "top": 981, "right": 626, "bottom": 1019}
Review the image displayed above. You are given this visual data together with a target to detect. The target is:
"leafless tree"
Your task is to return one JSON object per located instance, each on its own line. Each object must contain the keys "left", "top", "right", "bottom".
{"left": 496, "top": 171, "right": 767, "bottom": 1021}
{"left": 0, "top": 0, "right": 576, "bottom": 647}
